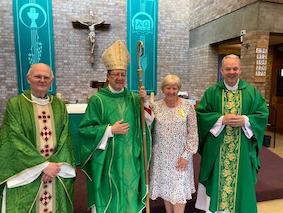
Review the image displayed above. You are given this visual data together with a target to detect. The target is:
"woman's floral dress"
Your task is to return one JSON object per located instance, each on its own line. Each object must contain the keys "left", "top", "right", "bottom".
{"left": 149, "top": 99, "right": 198, "bottom": 204}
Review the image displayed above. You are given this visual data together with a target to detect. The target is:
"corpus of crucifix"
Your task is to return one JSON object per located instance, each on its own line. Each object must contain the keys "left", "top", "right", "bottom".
{"left": 72, "top": 9, "right": 110, "bottom": 65}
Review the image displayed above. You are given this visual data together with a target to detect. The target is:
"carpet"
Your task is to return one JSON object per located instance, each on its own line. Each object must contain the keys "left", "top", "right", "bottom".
{"left": 73, "top": 147, "right": 283, "bottom": 212}
{"left": 256, "top": 147, "right": 283, "bottom": 201}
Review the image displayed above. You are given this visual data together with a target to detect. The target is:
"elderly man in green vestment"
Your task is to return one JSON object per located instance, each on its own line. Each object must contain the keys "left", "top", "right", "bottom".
{"left": 195, "top": 54, "right": 268, "bottom": 213}
{"left": 0, "top": 63, "right": 75, "bottom": 212}
{"left": 79, "top": 40, "right": 153, "bottom": 213}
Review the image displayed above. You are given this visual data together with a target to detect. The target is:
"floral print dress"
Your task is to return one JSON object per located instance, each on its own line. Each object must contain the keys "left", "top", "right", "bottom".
{"left": 149, "top": 99, "right": 198, "bottom": 204}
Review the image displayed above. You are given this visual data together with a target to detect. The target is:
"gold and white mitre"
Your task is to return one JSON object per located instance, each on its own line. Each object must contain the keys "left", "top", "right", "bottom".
{"left": 102, "top": 40, "right": 130, "bottom": 70}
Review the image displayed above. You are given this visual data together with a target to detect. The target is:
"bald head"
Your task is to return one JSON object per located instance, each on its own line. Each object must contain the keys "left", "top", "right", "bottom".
{"left": 27, "top": 63, "right": 54, "bottom": 98}
{"left": 27, "top": 63, "right": 54, "bottom": 79}
{"left": 221, "top": 54, "right": 241, "bottom": 87}
{"left": 221, "top": 54, "right": 241, "bottom": 69}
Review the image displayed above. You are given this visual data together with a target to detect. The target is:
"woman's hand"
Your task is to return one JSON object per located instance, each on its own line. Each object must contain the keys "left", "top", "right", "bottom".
{"left": 176, "top": 157, "right": 188, "bottom": 171}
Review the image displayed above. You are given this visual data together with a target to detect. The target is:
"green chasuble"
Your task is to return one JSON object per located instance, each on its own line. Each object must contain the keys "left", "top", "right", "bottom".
{"left": 79, "top": 87, "right": 151, "bottom": 213}
{"left": 0, "top": 90, "right": 75, "bottom": 213}
{"left": 196, "top": 80, "right": 268, "bottom": 213}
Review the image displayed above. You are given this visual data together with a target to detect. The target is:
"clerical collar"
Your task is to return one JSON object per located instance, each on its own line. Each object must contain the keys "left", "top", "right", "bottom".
{"left": 31, "top": 94, "right": 50, "bottom": 105}
{"left": 224, "top": 79, "right": 239, "bottom": 91}
{"left": 108, "top": 85, "right": 124, "bottom": 94}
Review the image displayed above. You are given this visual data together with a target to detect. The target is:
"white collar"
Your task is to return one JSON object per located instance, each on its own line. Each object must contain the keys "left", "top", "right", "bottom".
{"left": 224, "top": 79, "right": 239, "bottom": 91}
{"left": 108, "top": 85, "right": 124, "bottom": 94}
{"left": 31, "top": 94, "right": 50, "bottom": 105}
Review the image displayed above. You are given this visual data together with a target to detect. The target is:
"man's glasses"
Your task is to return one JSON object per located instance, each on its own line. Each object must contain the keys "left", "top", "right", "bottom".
{"left": 31, "top": 74, "right": 52, "bottom": 81}
{"left": 109, "top": 72, "right": 126, "bottom": 78}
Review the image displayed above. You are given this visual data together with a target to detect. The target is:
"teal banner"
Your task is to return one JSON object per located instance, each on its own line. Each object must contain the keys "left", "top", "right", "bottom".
{"left": 13, "top": 0, "right": 56, "bottom": 94}
{"left": 127, "top": 0, "right": 158, "bottom": 93}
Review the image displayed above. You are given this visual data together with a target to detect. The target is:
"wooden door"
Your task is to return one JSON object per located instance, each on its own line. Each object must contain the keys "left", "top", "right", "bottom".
{"left": 270, "top": 46, "right": 283, "bottom": 133}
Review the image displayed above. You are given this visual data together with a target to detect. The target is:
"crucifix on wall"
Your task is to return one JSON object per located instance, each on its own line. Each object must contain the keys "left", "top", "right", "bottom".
{"left": 72, "top": 9, "right": 110, "bottom": 65}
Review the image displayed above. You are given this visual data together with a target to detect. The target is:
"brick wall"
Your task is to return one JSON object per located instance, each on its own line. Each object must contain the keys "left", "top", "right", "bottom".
{"left": 187, "top": 45, "right": 218, "bottom": 99}
{"left": 0, "top": 0, "right": 279, "bottom": 123}
{"left": 157, "top": 0, "right": 190, "bottom": 95}
{"left": 189, "top": 0, "right": 257, "bottom": 30}
{"left": 52, "top": 0, "right": 127, "bottom": 104}
{"left": 0, "top": 1, "right": 18, "bottom": 122}
{"left": 240, "top": 31, "right": 270, "bottom": 98}
{"left": 187, "top": 0, "right": 277, "bottom": 103}
{"left": 0, "top": 0, "right": 191, "bottom": 123}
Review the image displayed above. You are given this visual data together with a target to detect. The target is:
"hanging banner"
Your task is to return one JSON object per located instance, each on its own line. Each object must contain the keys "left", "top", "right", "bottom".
{"left": 13, "top": 0, "right": 56, "bottom": 94}
{"left": 127, "top": 0, "right": 158, "bottom": 93}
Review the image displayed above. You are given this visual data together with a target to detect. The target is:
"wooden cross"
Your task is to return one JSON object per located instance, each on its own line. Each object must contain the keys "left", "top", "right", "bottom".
{"left": 72, "top": 9, "right": 110, "bottom": 65}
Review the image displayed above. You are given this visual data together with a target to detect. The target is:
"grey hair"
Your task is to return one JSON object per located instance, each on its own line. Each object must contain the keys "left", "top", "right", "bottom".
{"left": 221, "top": 54, "right": 240, "bottom": 68}
{"left": 26, "top": 63, "right": 54, "bottom": 79}
{"left": 161, "top": 74, "right": 181, "bottom": 91}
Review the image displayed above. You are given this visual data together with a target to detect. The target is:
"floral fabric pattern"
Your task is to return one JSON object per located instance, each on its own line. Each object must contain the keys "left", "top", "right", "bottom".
{"left": 149, "top": 99, "right": 198, "bottom": 204}
{"left": 218, "top": 90, "right": 241, "bottom": 212}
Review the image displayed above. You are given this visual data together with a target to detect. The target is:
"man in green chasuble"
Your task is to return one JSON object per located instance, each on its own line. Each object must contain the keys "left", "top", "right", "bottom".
{"left": 195, "top": 54, "right": 268, "bottom": 213}
{"left": 79, "top": 40, "right": 153, "bottom": 213}
{"left": 0, "top": 63, "right": 75, "bottom": 212}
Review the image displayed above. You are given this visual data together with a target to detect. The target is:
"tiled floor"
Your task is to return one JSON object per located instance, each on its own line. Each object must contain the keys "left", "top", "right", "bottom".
{"left": 257, "top": 132, "right": 283, "bottom": 213}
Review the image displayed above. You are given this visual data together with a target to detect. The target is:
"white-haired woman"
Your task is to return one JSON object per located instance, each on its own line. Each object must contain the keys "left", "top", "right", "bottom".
{"left": 149, "top": 74, "right": 198, "bottom": 213}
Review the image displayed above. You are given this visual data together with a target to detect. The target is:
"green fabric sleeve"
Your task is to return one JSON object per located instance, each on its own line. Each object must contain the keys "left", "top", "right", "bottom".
{"left": 79, "top": 95, "right": 108, "bottom": 169}
{"left": 243, "top": 85, "right": 268, "bottom": 171}
{"left": 0, "top": 98, "right": 46, "bottom": 183}
{"left": 196, "top": 86, "right": 223, "bottom": 155}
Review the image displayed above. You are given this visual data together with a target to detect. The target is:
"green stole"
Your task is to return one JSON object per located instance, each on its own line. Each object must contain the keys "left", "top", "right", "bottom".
{"left": 196, "top": 80, "right": 268, "bottom": 213}
{"left": 0, "top": 90, "right": 74, "bottom": 213}
{"left": 218, "top": 89, "right": 241, "bottom": 212}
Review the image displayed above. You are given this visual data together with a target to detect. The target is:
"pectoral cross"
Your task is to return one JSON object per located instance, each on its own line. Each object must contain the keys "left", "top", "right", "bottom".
{"left": 72, "top": 9, "right": 110, "bottom": 65}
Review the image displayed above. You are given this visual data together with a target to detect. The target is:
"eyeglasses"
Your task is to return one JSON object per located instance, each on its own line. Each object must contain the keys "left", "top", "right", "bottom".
{"left": 109, "top": 72, "right": 126, "bottom": 78}
{"left": 31, "top": 74, "right": 52, "bottom": 81}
